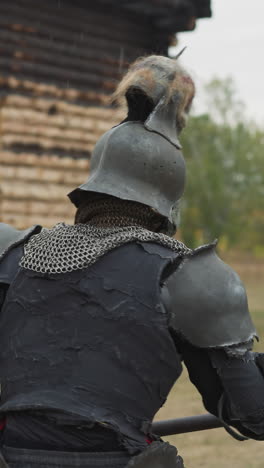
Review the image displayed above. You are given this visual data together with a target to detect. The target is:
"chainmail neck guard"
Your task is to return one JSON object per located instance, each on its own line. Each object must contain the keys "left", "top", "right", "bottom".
{"left": 20, "top": 199, "right": 191, "bottom": 274}
{"left": 74, "top": 197, "right": 166, "bottom": 230}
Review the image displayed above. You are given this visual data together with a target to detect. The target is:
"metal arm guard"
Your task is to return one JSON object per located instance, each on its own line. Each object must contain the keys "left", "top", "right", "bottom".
{"left": 163, "top": 243, "right": 257, "bottom": 348}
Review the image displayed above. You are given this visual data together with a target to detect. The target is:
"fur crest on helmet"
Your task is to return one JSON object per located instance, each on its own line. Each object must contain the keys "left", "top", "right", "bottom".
{"left": 112, "top": 55, "right": 195, "bottom": 131}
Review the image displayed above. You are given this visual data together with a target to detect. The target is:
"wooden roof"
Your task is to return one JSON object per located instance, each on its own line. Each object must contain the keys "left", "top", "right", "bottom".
{"left": 70, "top": 0, "right": 212, "bottom": 32}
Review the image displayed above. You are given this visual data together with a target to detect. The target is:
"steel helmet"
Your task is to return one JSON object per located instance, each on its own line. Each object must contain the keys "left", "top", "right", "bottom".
{"left": 68, "top": 55, "right": 195, "bottom": 231}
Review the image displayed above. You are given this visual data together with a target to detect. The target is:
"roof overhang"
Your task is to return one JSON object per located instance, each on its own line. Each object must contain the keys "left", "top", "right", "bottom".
{"left": 70, "top": 0, "right": 212, "bottom": 33}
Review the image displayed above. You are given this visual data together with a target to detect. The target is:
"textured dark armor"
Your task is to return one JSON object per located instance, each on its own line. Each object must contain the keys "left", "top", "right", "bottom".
{"left": 0, "top": 222, "right": 255, "bottom": 352}
{"left": 0, "top": 242, "right": 183, "bottom": 452}
{"left": 1, "top": 220, "right": 264, "bottom": 464}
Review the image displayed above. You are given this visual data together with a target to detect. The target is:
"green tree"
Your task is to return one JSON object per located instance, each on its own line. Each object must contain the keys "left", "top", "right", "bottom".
{"left": 180, "top": 78, "right": 264, "bottom": 253}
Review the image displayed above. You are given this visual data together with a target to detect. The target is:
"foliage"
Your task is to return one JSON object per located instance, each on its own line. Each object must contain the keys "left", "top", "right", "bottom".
{"left": 180, "top": 78, "right": 264, "bottom": 253}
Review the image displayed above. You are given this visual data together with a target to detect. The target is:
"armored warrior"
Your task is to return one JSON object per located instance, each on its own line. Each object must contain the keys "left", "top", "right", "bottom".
{"left": 0, "top": 56, "right": 264, "bottom": 468}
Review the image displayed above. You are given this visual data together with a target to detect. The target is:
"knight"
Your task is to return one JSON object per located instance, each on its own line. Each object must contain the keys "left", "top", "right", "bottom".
{"left": 0, "top": 55, "right": 264, "bottom": 468}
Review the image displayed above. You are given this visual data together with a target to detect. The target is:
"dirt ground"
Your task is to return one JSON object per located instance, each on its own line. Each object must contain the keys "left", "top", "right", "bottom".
{"left": 155, "top": 259, "right": 264, "bottom": 468}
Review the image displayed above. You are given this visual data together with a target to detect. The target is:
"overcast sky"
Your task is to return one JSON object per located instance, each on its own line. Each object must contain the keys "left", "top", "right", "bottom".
{"left": 170, "top": 0, "right": 264, "bottom": 125}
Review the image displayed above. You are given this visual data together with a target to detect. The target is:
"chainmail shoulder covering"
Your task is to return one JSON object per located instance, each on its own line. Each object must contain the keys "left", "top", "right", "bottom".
{"left": 20, "top": 223, "right": 191, "bottom": 275}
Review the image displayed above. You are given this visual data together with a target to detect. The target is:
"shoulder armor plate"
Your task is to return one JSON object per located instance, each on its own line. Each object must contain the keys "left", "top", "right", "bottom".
{"left": 0, "top": 223, "right": 42, "bottom": 262}
{"left": 164, "top": 244, "right": 257, "bottom": 348}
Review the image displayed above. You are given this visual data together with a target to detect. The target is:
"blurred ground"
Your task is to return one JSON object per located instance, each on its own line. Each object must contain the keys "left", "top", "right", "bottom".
{"left": 155, "top": 257, "right": 264, "bottom": 468}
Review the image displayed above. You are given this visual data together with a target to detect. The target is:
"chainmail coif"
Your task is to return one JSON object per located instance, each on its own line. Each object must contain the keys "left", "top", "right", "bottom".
{"left": 20, "top": 198, "right": 191, "bottom": 274}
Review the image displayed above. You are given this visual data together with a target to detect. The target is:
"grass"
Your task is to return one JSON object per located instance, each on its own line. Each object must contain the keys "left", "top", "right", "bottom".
{"left": 154, "top": 260, "right": 264, "bottom": 468}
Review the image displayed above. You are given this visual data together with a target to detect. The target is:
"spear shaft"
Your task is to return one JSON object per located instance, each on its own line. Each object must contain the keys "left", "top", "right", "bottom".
{"left": 152, "top": 414, "right": 223, "bottom": 436}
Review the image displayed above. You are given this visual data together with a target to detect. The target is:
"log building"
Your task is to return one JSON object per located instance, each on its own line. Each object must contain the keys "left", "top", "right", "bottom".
{"left": 0, "top": 0, "right": 211, "bottom": 228}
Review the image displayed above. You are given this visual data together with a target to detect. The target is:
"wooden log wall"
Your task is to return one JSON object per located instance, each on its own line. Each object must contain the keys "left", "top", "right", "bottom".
{"left": 0, "top": 95, "right": 124, "bottom": 228}
{"left": 0, "top": 0, "right": 164, "bottom": 228}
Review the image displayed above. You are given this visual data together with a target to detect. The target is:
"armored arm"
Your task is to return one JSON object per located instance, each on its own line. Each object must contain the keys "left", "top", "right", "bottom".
{"left": 176, "top": 337, "right": 264, "bottom": 440}
{"left": 209, "top": 345, "right": 264, "bottom": 439}
{"left": 162, "top": 245, "right": 264, "bottom": 440}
